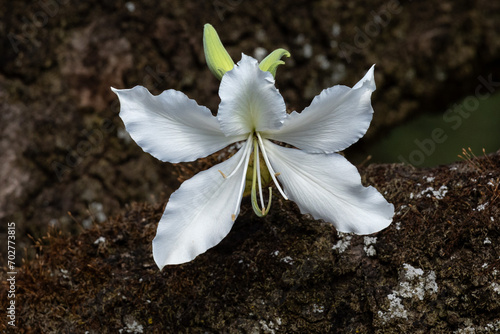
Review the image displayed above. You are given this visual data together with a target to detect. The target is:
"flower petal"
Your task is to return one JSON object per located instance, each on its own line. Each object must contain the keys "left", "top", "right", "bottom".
{"left": 152, "top": 140, "right": 252, "bottom": 268}
{"left": 263, "top": 140, "right": 394, "bottom": 234}
{"left": 217, "top": 54, "right": 286, "bottom": 136}
{"left": 112, "top": 86, "right": 243, "bottom": 163}
{"left": 265, "top": 65, "right": 376, "bottom": 153}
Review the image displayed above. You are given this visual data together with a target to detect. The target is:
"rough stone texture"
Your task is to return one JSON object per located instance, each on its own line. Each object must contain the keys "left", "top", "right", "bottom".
{"left": 1, "top": 150, "right": 499, "bottom": 333}
{"left": 1, "top": 1, "right": 500, "bottom": 331}
{"left": 1, "top": 0, "right": 500, "bottom": 258}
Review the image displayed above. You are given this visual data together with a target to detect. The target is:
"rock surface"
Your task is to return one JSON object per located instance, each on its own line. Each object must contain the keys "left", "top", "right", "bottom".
{"left": 1, "top": 0, "right": 500, "bottom": 259}
{"left": 1, "top": 150, "right": 499, "bottom": 333}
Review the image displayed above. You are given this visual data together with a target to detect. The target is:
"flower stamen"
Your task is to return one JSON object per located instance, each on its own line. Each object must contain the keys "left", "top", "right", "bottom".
{"left": 251, "top": 138, "right": 273, "bottom": 217}
{"left": 256, "top": 133, "right": 288, "bottom": 200}
{"left": 254, "top": 139, "right": 266, "bottom": 209}
{"left": 224, "top": 134, "right": 253, "bottom": 179}
{"left": 232, "top": 136, "right": 253, "bottom": 221}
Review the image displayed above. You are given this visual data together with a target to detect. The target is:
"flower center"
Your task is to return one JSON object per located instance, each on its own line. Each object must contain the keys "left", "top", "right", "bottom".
{"left": 219, "top": 132, "right": 287, "bottom": 220}
{"left": 251, "top": 132, "right": 288, "bottom": 217}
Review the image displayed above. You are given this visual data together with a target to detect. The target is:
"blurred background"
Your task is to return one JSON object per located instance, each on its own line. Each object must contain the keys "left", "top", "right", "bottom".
{"left": 1, "top": 0, "right": 499, "bottom": 257}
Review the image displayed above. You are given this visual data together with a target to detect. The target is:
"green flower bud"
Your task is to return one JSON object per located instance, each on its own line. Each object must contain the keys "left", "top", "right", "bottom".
{"left": 203, "top": 24, "right": 235, "bottom": 80}
{"left": 259, "top": 48, "right": 291, "bottom": 78}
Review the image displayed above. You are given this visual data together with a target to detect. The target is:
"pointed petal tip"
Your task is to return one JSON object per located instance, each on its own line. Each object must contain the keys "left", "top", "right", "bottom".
{"left": 238, "top": 53, "right": 259, "bottom": 66}
{"left": 350, "top": 198, "right": 395, "bottom": 235}
{"left": 150, "top": 145, "right": 250, "bottom": 267}
{"left": 353, "top": 65, "right": 376, "bottom": 91}
{"left": 262, "top": 143, "right": 394, "bottom": 236}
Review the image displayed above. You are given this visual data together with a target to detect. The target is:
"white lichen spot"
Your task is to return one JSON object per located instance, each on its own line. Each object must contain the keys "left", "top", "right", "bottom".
{"left": 491, "top": 217, "right": 495, "bottom": 222}
{"left": 395, "top": 222, "right": 401, "bottom": 230}
{"left": 378, "top": 293, "right": 407, "bottom": 323}
{"left": 491, "top": 282, "right": 500, "bottom": 294}
{"left": 271, "top": 250, "right": 280, "bottom": 257}
{"left": 475, "top": 202, "right": 488, "bottom": 211}
{"left": 395, "top": 204, "right": 407, "bottom": 216}
{"left": 482, "top": 263, "right": 488, "bottom": 268}
{"left": 484, "top": 237, "right": 492, "bottom": 245}
{"left": 424, "top": 176, "right": 435, "bottom": 182}
{"left": 259, "top": 319, "right": 279, "bottom": 334}
{"left": 403, "top": 263, "right": 424, "bottom": 279}
{"left": 398, "top": 264, "right": 437, "bottom": 300}
{"left": 418, "top": 185, "right": 448, "bottom": 199}
{"left": 364, "top": 236, "right": 377, "bottom": 257}
{"left": 94, "top": 236, "right": 106, "bottom": 245}
{"left": 432, "top": 185, "right": 448, "bottom": 199}
{"left": 378, "top": 264, "right": 438, "bottom": 324}
{"left": 119, "top": 319, "right": 143, "bottom": 334}
{"left": 332, "top": 233, "right": 352, "bottom": 253}
{"left": 281, "top": 256, "right": 294, "bottom": 265}
{"left": 312, "top": 304, "right": 325, "bottom": 313}
{"left": 60, "top": 268, "right": 69, "bottom": 279}
{"left": 454, "top": 319, "right": 500, "bottom": 333}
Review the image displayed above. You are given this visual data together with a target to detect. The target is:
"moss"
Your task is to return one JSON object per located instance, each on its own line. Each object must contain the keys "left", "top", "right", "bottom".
{"left": 2, "top": 150, "right": 499, "bottom": 333}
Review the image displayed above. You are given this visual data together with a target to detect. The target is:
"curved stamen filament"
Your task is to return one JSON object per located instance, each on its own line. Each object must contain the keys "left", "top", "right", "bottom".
{"left": 251, "top": 138, "right": 272, "bottom": 217}
{"left": 254, "top": 139, "right": 265, "bottom": 209}
{"left": 256, "top": 133, "right": 288, "bottom": 200}
{"left": 231, "top": 137, "right": 254, "bottom": 221}
{"left": 222, "top": 134, "right": 253, "bottom": 179}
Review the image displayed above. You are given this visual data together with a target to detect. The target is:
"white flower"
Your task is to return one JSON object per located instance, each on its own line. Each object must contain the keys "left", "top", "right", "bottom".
{"left": 112, "top": 55, "right": 394, "bottom": 269}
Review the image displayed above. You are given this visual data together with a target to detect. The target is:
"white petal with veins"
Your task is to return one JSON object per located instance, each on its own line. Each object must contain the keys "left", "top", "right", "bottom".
{"left": 112, "top": 86, "right": 243, "bottom": 163}
{"left": 217, "top": 54, "right": 286, "bottom": 136}
{"left": 263, "top": 140, "right": 393, "bottom": 234}
{"left": 265, "top": 66, "right": 376, "bottom": 153}
{"left": 152, "top": 141, "right": 251, "bottom": 268}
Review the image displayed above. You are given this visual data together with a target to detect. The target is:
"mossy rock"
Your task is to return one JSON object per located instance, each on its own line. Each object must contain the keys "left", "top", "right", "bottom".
{"left": 2, "top": 150, "right": 499, "bottom": 333}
